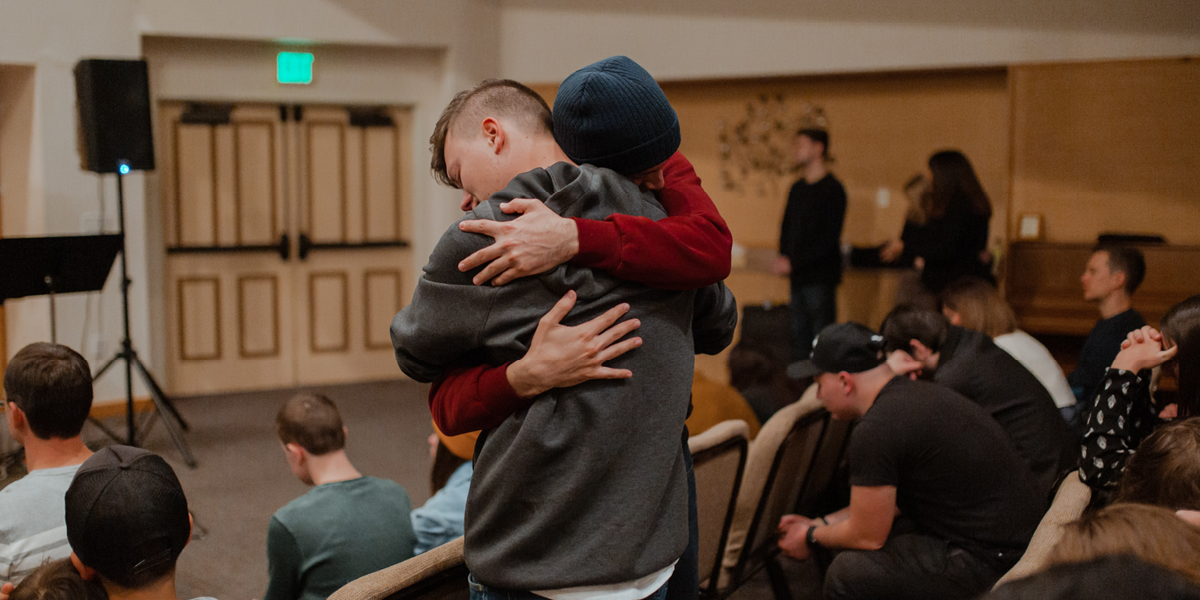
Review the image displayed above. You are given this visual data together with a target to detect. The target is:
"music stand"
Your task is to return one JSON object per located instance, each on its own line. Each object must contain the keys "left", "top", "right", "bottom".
{"left": 0, "top": 234, "right": 122, "bottom": 339}
{"left": 0, "top": 234, "right": 121, "bottom": 473}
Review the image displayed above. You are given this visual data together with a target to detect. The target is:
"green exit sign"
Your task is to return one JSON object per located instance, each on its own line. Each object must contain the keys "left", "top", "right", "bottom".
{"left": 277, "top": 52, "right": 314, "bottom": 84}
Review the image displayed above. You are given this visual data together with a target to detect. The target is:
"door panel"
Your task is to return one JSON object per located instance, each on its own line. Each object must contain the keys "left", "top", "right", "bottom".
{"left": 162, "top": 102, "right": 413, "bottom": 395}
{"left": 235, "top": 122, "right": 278, "bottom": 245}
{"left": 163, "top": 103, "right": 295, "bottom": 394}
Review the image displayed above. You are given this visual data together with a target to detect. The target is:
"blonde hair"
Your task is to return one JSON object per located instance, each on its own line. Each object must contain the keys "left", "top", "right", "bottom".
{"left": 940, "top": 277, "right": 1017, "bottom": 339}
{"left": 1049, "top": 503, "right": 1200, "bottom": 586}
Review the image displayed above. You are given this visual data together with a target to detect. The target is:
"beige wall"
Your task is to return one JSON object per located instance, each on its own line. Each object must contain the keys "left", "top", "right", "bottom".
{"left": 499, "top": 6, "right": 1200, "bottom": 83}
{"left": 1010, "top": 58, "right": 1200, "bottom": 244}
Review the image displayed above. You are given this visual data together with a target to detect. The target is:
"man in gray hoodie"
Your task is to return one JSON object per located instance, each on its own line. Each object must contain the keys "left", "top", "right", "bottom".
{"left": 391, "top": 58, "right": 737, "bottom": 599}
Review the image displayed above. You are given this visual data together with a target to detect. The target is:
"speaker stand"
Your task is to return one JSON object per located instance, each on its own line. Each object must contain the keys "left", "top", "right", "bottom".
{"left": 92, "top": 170, "right": 197, "bottom": 468}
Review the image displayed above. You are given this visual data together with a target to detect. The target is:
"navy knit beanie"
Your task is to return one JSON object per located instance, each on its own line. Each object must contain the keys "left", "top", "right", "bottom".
{"left": 553, "top": 56, "right": 680, "bottom": 176}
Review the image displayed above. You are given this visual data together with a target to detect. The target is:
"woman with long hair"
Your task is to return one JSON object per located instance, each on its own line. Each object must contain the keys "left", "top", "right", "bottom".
{"left": 1078, "top": 294, "right": 1200, "bottom": 492}
{"left": 941, "top": 277, "right": 1078, "bottom": 416}
{"left": 880, "top": 150, "right": 994, "bottom": 297}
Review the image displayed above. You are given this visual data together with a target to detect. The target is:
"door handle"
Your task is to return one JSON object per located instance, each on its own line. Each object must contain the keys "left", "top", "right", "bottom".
{"left": 298, "top": 233, "right": 313, "bottom": 261}
{"left": 278, "top": 233, "right": 290, "bottom": 261}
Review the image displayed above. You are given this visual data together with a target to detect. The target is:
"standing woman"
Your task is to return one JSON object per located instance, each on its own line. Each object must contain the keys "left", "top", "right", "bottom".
{"left": 881, "top": 149, "right": 994, "bottom": 296}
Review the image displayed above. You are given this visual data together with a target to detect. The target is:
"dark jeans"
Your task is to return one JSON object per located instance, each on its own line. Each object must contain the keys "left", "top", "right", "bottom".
{"left": 468, "top": 575, "right": 669, "bottom": 600}
{"left": 790, "top": 282, "right": 837, "bottom": 360}
{"left": 823, "top": 533, "right": 1017, "bottom": 600}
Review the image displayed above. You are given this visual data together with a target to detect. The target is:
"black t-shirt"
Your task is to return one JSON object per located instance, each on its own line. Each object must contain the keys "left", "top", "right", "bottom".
{"left": 778, "top": 173, "right": 847, "bottom": 285}
{"left": 934, "top": 326, "right": 1076, "bottom": 497}
{"left": 1068, "top": 308, "right": 1146, "bottom": 404}
{"left": 848, "top": 377, "right": 1045, "bottom": 554}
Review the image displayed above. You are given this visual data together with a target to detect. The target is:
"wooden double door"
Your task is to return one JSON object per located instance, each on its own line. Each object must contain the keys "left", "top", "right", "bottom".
{"left": 160, "top": 103, "right": 414, "bottom": 395}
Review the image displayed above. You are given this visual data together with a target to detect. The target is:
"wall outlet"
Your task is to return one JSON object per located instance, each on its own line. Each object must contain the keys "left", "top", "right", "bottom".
{"left": 876, "top": 187, "right": 891, "bottom": 209}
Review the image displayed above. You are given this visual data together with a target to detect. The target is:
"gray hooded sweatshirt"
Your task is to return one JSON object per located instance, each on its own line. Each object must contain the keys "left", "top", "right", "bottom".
{"left": 390, "top": 162, "right": 737, "bottom": 590}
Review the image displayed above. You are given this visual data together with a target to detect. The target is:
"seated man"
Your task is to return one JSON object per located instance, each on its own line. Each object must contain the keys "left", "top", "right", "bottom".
{"left": 0, "top": 343, "right": 94, "bottom": 584}
{"left": 266, "top": 394, "right": 416, "bottom": 600}
{"left": 780, "top": 323, "right": 1046, "bottom": 600}
{"left": 1069, "top": 243, "right": 1147, "bottom": 406}
{"left": 392, "top": 57, "right": 738, "bottom": 599}
{"left": 64, "top": 446, "right": 211, "bottom": 600}
{"left": 880, "top": 306, "right": 1075, "bottom": 496}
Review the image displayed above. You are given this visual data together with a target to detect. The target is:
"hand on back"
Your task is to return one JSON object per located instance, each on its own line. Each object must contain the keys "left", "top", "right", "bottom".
{"left": 458, "top": 199, "right": 579, "bottom": 286}
{"left": 507, "top": 291, "right": 642, "bottom": 398}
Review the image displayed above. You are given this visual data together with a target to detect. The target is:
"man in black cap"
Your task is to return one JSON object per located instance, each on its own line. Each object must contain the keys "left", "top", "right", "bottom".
{"left": 392, "top": 56, "right": 737, "bottom": 599}
{"left": 64, "top": 446, "right": 208, "bottom": 600}
{"left": 779, "top": 323, "right": 1045, "bottom": 600}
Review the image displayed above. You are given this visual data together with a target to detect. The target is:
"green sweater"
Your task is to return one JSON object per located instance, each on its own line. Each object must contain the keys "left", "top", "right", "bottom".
{"left": 264, "top": 477, "right": 416, "bottom": 600}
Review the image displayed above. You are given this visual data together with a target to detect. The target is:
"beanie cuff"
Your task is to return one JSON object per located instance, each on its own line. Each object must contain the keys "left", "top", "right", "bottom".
{"left": 566, "top": 119, "right": 681, "bottom": 176}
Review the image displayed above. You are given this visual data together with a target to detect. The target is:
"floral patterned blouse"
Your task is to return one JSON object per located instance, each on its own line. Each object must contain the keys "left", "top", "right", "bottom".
{"left": 1077, "top": 368, "right": 1162, "bottom": 490}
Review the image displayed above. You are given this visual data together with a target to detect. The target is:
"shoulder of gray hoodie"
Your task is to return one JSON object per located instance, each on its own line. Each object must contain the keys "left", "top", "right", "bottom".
{"left": 389, "top": 162, "right": 738, "bottom": 589}
{"left": 390, "top": 162, "right": 737, "bottom": 384}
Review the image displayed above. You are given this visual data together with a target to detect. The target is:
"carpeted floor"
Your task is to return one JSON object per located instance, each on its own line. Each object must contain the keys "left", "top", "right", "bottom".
{"left": 3, "top": 378, "right": 819, "bottom": 600}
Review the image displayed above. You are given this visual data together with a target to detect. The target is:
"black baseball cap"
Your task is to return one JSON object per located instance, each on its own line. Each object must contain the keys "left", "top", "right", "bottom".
{"left": 65, "top": 446, "right": 190, "bottom": 586}
{"left": 787, "top": 322, "right": 887, "bottom": 380}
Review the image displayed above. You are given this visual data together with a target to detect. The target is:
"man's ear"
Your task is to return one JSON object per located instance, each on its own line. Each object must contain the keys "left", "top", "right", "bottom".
{"left": 7, "top": 402, "right": 24, "bottom": 428}
{"left": 71, "top": 552, "right": 97, "bottom": 581}
{"left": 837, "top": 372, "right": 855, "bottom": 395}
{"left": 186, "top": 512, "right": 194, "bottom": 547}
{"left": 284, "top": 443, "right": 306, "bottom": 463}
{"left": 1112, "top": 270, "right": 1128, "bottom": 294}
{"left": 481, "top": 117, "right": 504, "bottom": 154}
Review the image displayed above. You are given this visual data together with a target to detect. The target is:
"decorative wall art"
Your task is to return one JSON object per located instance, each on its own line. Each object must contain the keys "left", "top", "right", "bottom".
{"left": 717, "top": 94, "right": 828, "bottom": 197}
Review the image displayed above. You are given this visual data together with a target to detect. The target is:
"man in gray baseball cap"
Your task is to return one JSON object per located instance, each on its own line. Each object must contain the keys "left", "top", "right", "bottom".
{"left": 780, "top": 323, "right": 1045, "bottom": 600}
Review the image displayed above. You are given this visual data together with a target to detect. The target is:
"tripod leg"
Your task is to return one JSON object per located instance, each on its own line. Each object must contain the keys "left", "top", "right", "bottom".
{"left": 132, "top": 359, "right": 197, "bottom": 468}
{"left": 131, "top": 354, "right": 189, "bottom": 431}
{"left": 93, "top": 352, "right": 121, "bottom": 380}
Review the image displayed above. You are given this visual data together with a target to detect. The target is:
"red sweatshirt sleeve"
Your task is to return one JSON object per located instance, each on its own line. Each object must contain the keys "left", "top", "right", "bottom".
{"left": 428, "top": 363, "right": 530, "bottom": 436}
{"left": 571, "top": 152, "right": 732, "bottom": 290}
{"left": 429, "top": 154, "right": 732, "bottom": 433}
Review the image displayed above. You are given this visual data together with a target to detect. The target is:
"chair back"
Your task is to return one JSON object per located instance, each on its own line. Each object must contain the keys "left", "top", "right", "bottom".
{"left": 993, "top": 472, "right": 1092, "bottom": 588}
{"left": 716, "top": 385, "right": 827, "bottom": 590}
{"left": 330, "top": 536, "right": 469, "bottom": 600}
{"left": 794, "top": 417, "right": 854, "bottom": 517}
{"left": 689, "top": 420, "right": 751, "bottom": 594}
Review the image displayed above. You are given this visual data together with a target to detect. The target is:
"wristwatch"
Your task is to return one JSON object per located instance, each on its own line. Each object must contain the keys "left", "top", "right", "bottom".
{"left": 806, "top": 525, "right": 824, "bottom": 550}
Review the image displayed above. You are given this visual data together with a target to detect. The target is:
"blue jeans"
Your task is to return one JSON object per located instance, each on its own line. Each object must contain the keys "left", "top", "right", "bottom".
{"left": 790, "top": 282, "right": 838, "bottom": 360}
{"left": 469, "top": 576, "right": 669, "bottom": 600}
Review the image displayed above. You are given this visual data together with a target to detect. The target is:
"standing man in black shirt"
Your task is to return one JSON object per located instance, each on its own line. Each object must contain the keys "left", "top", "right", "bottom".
{"left": 1069, "top": 243, "right": 1147, "bottom": 407}
{"left": 880, "top": 306, "right": 1076, "bottom": 497}
{"left": 781, "top": 323, "right": 1045, "bottom": 600}
{"left": 772, "top": 128, "right": 847, "bottom": 359}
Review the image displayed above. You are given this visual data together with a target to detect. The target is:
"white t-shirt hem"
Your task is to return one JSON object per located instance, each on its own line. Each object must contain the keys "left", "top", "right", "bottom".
{"left": 532, "top": 560, "right": 676, "bottom": 600}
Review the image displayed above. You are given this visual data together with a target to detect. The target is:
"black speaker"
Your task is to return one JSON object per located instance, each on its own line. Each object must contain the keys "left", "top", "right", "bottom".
{"left": 74, "top": 59, "right": 155, "bottom": 174}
